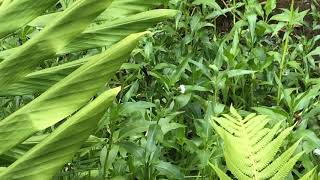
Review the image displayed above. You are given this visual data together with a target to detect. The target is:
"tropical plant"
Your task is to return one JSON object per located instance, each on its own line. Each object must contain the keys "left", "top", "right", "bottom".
{"left": 0, "top": 0, "right": 177, "bottom": 179}
{"left": 0, "top": 0, "right": 320, "bottom": 179}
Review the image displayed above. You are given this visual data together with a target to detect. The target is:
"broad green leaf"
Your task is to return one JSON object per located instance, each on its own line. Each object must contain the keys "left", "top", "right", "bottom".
{"left": 295, "top": 129, "right": 320, "bottom": 153}
{"left": 118, "top": 141, "right": 145, "bottom": 161}
{"left": 145, "top": 124, "right": 162, "bottom": 162}
{"left": 264, "top": 0, "right": 277, "bottom": 16}
{"left": 192, "top": 0, "right": 221, "bottom": 10}
{"left": 271, "top": 9, "right": 308, "bottom": 27}
{"left": 0, "top": 32, "right": 147, "bottom": 155}
{"left": 246, "top": 12, "right": 257, "bottom": 43}
{"left": 226, "top": 69, "right": 256, "bottom": 78}
{"left": 307, "top": 46, "right": 320, "bottom": 57}
{"left": 0, "top": 87, "right": 120, "bottom": 180}
{"left": 158, "top": 117, "right": 185, "bottom": 135}
{"left": 155, "top": 161, "right": 184, "bottom": 180}
{"left": 119, "top": 101, "right": 155, "bottom": 115}
{"left": 206, "top": 3, "right": 244, "bottom": 19}
{"left": 0, "top": 0, "right": 57, "bottom": 38}
{"left": 0, "top": 0, "right": 113, "bottom": 88}
{"left": 117, "top": 121, "right": 154, "bottom": 141}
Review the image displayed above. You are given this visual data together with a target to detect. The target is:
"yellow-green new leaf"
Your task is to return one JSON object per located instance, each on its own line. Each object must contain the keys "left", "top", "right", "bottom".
{"left": 211, "top": 107, "right": 303, "bottom": 179}
{"left": 0, "top": 87, "right": 120, "bottom": 180}
{"left": 0, "top": 0, "right": 112, "bottom": 88}
{"left": 299, "top": 167, "right": 318, "bottom": 180}
{"left": 0, "top": 32, "right": 147, "bottom": 155}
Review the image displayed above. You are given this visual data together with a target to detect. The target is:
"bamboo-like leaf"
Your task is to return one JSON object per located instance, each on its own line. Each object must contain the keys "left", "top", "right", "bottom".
{"left": 61, "top": 9, "right": 178, "bottom": 54}
{"left": 97, "top": 0, "right": 161, "bottom": 21}
{"left": 0, "top": 10, "right": 178, "bottom": 96}
{"left": 28, "top": 0, "right": 161, "bottom": 27}
{"left": 0, "top": 87, "right": 120, "bottom": 180}
{"left": 0, "top": 9, "right": 178, "bottom": 61}
{"left": 0, "top": 0, "right": 57, "bottom": 38}
{"left": 0, "top": 135, "right": 104, "bottom": 163}
{"left": 211, "top": 107, "right": 303, "bottom": 179}
{"left": 0, "top": 32, "right": 147, "bottom": 155}
{"left": 0, "top": 0, "right": 113, "bottom": 88}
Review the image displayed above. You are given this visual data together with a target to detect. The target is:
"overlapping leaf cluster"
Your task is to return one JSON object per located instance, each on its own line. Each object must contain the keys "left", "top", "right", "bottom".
{"left": 0, "top": 0, "right": 177, "bottom": 179}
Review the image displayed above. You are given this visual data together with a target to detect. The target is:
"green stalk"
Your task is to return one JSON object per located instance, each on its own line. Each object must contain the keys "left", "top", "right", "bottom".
{"left": 276, "top": 0, "right": 294, "bottom": 105}
{"left": 233, "top": 0, "right": 236, "bottom": 25}
{"left": 277, "top": 33, "right": 290, "bottom": 105}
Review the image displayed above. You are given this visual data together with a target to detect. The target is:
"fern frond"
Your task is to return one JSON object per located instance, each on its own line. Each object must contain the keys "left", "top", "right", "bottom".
{"left": 211, "top": 107, "right": 303, "bottom": 179}
{"left": 260, "top": 140, "right": 301, "bottom": 179}
{"left": 270, "top": 152, "right": 304, "bottom": 180}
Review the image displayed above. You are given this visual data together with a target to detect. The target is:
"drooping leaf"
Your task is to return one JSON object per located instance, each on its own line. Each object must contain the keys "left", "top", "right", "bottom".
{"left": 264, "top": 0, "right": 277, "bottom": 16}
{"left": 155, "top": 161, "right": 184, "bottom": 180}
{"left": 0, "top": 88, "right": 120, "bottom": 180}
{"left": 226, "top": 69, "right": 256, "bottom": 78}
{"left": 0, "top": 10, "right": 178, "bottom": 96}
{"left": 0, "top": 0, "right": 57, "bottom": 38}
{"left": 0, "top": 0, "right": 113, "bottom": 88}
{"left": 0, "top": 32, "right": 147, "bottom": 155}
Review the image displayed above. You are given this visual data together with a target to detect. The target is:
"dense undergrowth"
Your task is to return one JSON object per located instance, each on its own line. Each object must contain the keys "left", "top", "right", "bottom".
{"left": 0, "top": 0, "right": 320, "bottom": 179}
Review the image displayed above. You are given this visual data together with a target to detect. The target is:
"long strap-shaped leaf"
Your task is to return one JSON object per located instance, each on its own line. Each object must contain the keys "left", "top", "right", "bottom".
{"left": 97, "top": 0, "right": 161, "bottom": 21}
{"left": 0, "top": 87, "right": 120, "bottom": 180}
{"left": 0, "top": 10, "right": 178, "bottom": 96}
{"left": 0, "top": 32, "right": 148, "bottom": 155}
{"left": 27, "top": 0, "right": 161, "bottom": 27}
{"left": 0, "top": 9, "right": 178, "bottom": 61}
{"left": 0, "top": 0, "right": 112, "bottom": 88}
{"left": 61, "top": 9, "right": 178, "bottom": 54}
{"left": 0, "top": 0, "right": 57, "bottom": 38}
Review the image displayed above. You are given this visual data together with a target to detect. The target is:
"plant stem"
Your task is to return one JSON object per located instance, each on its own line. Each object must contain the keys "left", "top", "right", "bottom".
{"left": 276, "top": 0, "right": 294, "bottom": 105}
{"left": 277, "top": 33, "right": 290, "bottom": 105}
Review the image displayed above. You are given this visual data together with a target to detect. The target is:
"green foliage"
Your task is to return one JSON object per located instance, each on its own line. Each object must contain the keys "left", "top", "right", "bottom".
{"left": 0, "top": 0, "right": 320, "bottom": 179}
{"left": 210, "top": 107, "right": 304, "bottom": 179}
{"left": 0, "top": 0, "right": 177, "bottom": 179}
